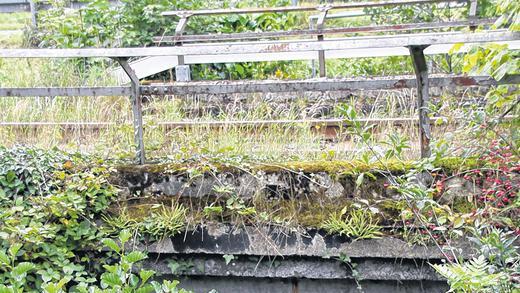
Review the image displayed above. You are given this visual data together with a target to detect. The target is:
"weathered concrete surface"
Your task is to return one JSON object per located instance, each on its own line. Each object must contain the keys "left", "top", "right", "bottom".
{"left": 126, "top": 224, "right": 467, "bottom": 292}
{"left": 138, "top": 224, "right": 472, "bottom": 259}
{"left": 158, "top": 276, "right": 448, "bottom": 293}
{"left": 113, "top": 165, "right": 466, "bottom": 292}
{"left": 114, "top": 167, "right": 402, "bottom": 200}
{"left": 143, "top": 254, "right": 442, "bottom": 281}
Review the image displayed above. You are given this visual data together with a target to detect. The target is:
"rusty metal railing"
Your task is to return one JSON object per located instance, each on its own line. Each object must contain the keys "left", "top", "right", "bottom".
{"left": 1, "top": 0, "right": 518, "bottom": 164}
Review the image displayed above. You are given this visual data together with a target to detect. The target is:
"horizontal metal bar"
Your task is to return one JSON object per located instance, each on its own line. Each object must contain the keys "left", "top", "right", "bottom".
{"left": 1, "top": 30, "right": 517, "bottom": 58}
{"left": 1, "top": 116, "right": 514, "bottom": 129}
{"left": 161, "top": 0, "right": 467, "bottom": 17}
{"left": 0, "top": 0, "right": 30, "bottom": 4}
{"left": 113, "top": 41, "right": 520, "bottom": 81}
{"left": 0, "top": 0, "right": 119, "bottom": 13}
{"left": 1, "top": 75, "right": 518, "bottom": 97}
{"left": 153, "top": 19, "right": 494, "bottom": 43}
{"left": 0, "top": 86, "right": 131, "bottom": 97}
{"left": 0, "top": 122, "right": 115, "bottom": 127}
{"left": 0, "top": 2, "right": 29, "bottom": 12}
{"left": 308, "top": 10, "right": 366, "bottom": 20}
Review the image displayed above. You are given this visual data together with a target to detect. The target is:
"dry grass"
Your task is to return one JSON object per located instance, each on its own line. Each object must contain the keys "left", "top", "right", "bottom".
{"left": 1, "top": 84, "right": 481, "bottom": 162}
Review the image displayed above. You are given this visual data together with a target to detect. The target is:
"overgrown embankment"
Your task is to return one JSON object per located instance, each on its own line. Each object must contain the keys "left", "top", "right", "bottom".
{"left": 0, "top": 146, "right": 518, "bottom": 292}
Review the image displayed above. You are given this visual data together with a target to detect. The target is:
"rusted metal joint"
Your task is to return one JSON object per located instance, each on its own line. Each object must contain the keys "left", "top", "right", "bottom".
{"left": 316, "top": 4, "right": 332, "bottom": 13}
{"left": 174, "top": 11, "right": 194, "bottom": 18}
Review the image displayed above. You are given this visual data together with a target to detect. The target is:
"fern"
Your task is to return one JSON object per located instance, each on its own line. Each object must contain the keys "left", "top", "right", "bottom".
{"left": 143, "top": 204, "right": 187, "bottom": 239}
{"left": 431, "top": 256, "right": 508, "bottom": 292}
{"left": 322, "top": 207, "right": 382, "bottom": 240}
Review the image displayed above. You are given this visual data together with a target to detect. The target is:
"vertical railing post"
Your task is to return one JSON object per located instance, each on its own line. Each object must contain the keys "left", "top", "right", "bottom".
{"left": 29, "top": 1, "right": 38, "bottom": 28}
{"left": 468, "top": 0, "right": 478, "bottom": 31}
{"left": 115, "top": 58, "right": 146, "bottom": 164}
{"left": 316, "top": 6, "right": 330, "bottom": 77}
{"left": 174, "top": 13, "right": 192, "bottom": 81}
{"left": 408, "top": 45, "right": 431, "bottom": 158}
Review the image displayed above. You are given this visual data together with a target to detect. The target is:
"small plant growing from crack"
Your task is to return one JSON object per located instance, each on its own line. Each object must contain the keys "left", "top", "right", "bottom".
{"left": 223, "top": 254, "right": 235, "bottom": 265}
{"left": 337, "top": 253, "right": 362, "bottom": 290}
{"left": 322, "top": 206, "right": 382, "bottom": 240}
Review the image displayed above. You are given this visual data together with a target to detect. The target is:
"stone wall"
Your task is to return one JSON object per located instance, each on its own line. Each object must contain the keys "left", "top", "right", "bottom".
{"left": 111, "top": 164, "right": 471, "bottom": 293}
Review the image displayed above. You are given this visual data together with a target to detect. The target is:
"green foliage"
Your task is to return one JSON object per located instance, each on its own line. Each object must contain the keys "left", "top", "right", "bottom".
{"left": 0, "top": 244, "right": 36, "bottom": 292}
{"left": 223, "top": 254, "right": 235, "bottom": 265}
{"left": 0, "top": 229, "right": 191, "bottom": 292}
{"left": 337, "top": 104, "right": 375, "bottom": 144}
{"left": 0, "top": 146, "right": 69, "bottom": 198}
{"left": 34, "top": 0, "right": 304, "bottom": 80}
{"left": 458, "top": 43, "right": 519, "bottom": 81}
{"left": 0, "top": 146, "right": 117, "bottom": 291}
{"left": 203, "top": 205, "right": 224, "bottom": 218}
{"left": 467, "top": 227, "right": 519, "bottom": 271}
{"left": 382, "top": 132, "right": 411, "bottom": 160}
{"left": 37, "top": 0, "right": 121, "bottom": 48}
{"left": 453, "top": 0, "right": 519, "bottom": 82}
{"left": 36, "top": 0, "right": 300, "bottom": 48}
{"left": 102, "top": 207, "right": 140, "bottom": 234}
{"left": 226, "top": 196, "right": 256, "bottom": 216}
{"left": 322, "top": 207, "right": 382, "bottom": 240}
{"left": 142, "top": 205, "right": 187, "bottom": 239}
{"left": 328, "top": 56, "right": 414, "bottom": 77}
{"left": 72, "top": 230, "right": 190, "bottom": 293}
{"left": 167, "top": 259, "right": 195, "bottom": 276}
{"left": 493, "top": 0, "right": 520, "bottom": 31}
{"left": 432, "top": 256, "right": 510, "bottom": 292}
{"left": 367, "top": 3, "right": 457, "bottom": 25}
{"left": 336, "top": 253, "right": 362, "bottom": 290}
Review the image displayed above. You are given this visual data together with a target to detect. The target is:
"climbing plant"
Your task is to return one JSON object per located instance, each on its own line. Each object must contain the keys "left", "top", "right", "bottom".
{"left": 0, "top": 146, "right": 193, "bottom": 291}
{"left": 0, "top": 146, "right": 117, "bottom": 290}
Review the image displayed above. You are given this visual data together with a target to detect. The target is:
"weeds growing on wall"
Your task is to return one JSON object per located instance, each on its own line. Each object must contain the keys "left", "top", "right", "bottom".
{"left": 338, "top": 94, "right": 519, "bottom": 291}
{"left": 322, "top": 207, "right": 382, "bottom": 240}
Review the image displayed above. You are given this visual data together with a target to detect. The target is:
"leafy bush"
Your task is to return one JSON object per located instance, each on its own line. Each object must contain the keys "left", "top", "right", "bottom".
{"left": 0, "top": 146, "right": 117, "bottom": 290}
{"left": 1, "top": 230, "right": 190, "bottom": 293}
{"left": 0, "top": 147, "right": 192, "bottom": 291}
{"left": 77, "top": 230, "right": 191, "bottom": 293}
{"left": 34, "top": 0, "right": 304, "bottom": 80}
{"left": 432, "top": 227, "right": 518, "bottom": 292}
{"left": 36, "top": 0, "right": 300, "bottom": 48}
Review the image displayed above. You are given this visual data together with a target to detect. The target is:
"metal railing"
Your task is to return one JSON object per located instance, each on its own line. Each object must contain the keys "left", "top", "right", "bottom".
{"left": 157, "top": 0, "right": 478, "bottom": 79}
{"left": 1, "top": 0, "right": 518, "bottom": 164}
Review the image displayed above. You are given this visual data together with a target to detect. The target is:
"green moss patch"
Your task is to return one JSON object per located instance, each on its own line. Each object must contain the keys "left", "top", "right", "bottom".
{"left": 116, "top": 157, "right": 480, "bottom": 177}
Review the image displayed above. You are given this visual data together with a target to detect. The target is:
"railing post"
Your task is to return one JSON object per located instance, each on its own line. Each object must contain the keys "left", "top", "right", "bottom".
{"left": 114, "top": 58, "right": 146, "bottom": 164}
{"left": 174, "top": 13, "right": 192, "bottom": 81}
{"left": 408, "top": 45, "right": 431, "bottom": 158}
{"left": 468, "top": 0, "right": 478, "bottom": 31}
{"left": 316, "top": 5, "right": 330, "bottom": 77}
{"left": 29, "top": 1, "right": 37, "bottom": 28}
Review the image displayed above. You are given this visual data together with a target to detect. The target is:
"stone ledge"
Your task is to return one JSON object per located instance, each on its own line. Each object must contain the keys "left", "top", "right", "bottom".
{"left": 134, "top": 224, "right": 472, "bottom": 259}
{"left": 143, "top": 254, "right": 443, "bottom": 281}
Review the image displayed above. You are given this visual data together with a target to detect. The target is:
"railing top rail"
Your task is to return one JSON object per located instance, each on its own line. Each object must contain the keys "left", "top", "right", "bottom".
{"left": 1, "top": 30, "right": 517, "bottom": 58}
{"left": 153, "top": 19, "right": 494, "bottom": 44}
{"left": 161, "top": 0, "right": 467, "bottom": 17}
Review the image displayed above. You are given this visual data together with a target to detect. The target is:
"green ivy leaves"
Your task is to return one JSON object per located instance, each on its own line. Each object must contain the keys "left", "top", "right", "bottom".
{"left": 0, "top": 147, "right": 117, "bottom": 291}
